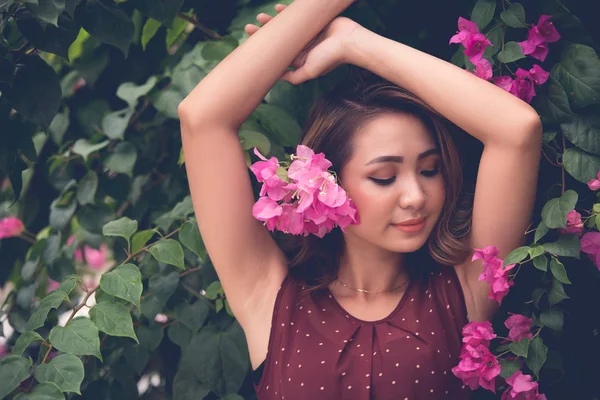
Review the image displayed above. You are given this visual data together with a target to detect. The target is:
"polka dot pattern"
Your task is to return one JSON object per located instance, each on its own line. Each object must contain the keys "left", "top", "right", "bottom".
{"left": 254, "top": 266, "right": 470, "bottom": 399}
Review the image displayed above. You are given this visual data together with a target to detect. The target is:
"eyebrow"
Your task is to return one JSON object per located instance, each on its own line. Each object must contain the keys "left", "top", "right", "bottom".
{"left": 365, "top": 148, "right": 440, "bottom": 166}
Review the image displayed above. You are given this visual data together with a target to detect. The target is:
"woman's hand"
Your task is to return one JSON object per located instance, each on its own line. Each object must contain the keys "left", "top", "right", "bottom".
{"left": 244, "top": 3, "right": 362, "bottom": 85}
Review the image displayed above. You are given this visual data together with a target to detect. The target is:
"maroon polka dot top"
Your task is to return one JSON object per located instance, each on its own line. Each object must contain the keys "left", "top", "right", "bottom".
{"left": 253, "top": 265, "right": 472, "bottom": 399}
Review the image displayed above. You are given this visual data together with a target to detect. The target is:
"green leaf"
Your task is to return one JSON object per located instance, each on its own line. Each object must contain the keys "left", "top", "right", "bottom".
{"left": 532, "top": 254, "right": 548, "bottom": 271}
{"left": 254, "top": 104, "right": 301, "bottom": 146}
{"left": 5, "top": 55, "right": 62, "bottom": 129}
{"left": 553, "top": 45, "right": 600, "bottom": 108}
{"left": 149, "top": 239, "right": 185, "bottom": 270}
{"left": 541, "top": 309, "right": 564, "bottom": 331}
{"left": 142, "top": 17, "right": 162, "bottom": 50}
{"left": 75, "top": 0, "right": 134, "bottom": 57}
{"left": 503, "top": 246, "right": 530, "bottom": 267}
{"left": 16, "top": 9, "right": 80, "bottom": 60}
{"left": 117, "top": 76, "right": 157, "bottom": 109}
{"left": 563, "top": 147, "right": 600, "bottom": 183}
{"left": 77, "top": 170, "right": 98, "bottom": 205}
{"left": 548, "top": 277, "right": 570, "bottom": 305}
{"left": 204, "top": 281, "right": 223, "bottom": 300}
{"left": 89, "top": 301, "right": 138, "bottom": 342}
{"left": 132, "top": 0, "right": 184, "bottom": 26}
{"left": 528, "top": 245, "right": 545, "bottom": 259}
{"left": 174, "top": 301, "right": 209, "bottom": 333}
{"left": 497, "top": 41, "right": 525, "bottom": 63}
{"left": 148, "top": 271, "right": 179, "bottom": 303}
{"left": 102, "top": 217, "right": 138, "bottom": 250}
{"left": 124, "top": 344, "right": 150, "bottom": 375}
{"left": 541, "top": 190, "right": 578, "bottom": 229}
{"left": 471, "top": 0, "right": 496, "bottom": 30}
{"left": 26, "top": 0, "right": 66, "bottom": 26}
{"left": 103, "top": 141, "right": 137, "bottom": 177}
{"left": 179, "top": 221, "right": 207, "bottom": 261}
{"left": 239, "top": 130, "right": 271, "bottom": 155}
{"left": 168, "top": 322, "right": 193, "bottom": 348}
{"left": 101, "top": 108, "right": 133, "bottom": 140}
{"left": 536, "top": 76, "right": 574, "bottom": 125}
{"left": 509, "top": 338, "right": 530, "bottom": 357}
{"left": 549, "top": 257, "right": 572, "bottom": 284}
{"left": 48, "top": 317, "right": 102, "bottom": 361}
{"left": 12, "top": 330, "right": 44, "bottom": 355}
{"left": 77, "top": 204, "right": 115, "bottom": 234}
{"left": 135, "top": 324, "right": 164, "bottom": 351}
{"left": 525, "top": 337, "right": 548, "bottom": 378}
{"left": 14, "top": 382, "right": 64, "bottom": 399}
{"left": 500, "top": 3, "right": 527, "bottom": 28}
{"left": 0, "top": 355, "right": 32, "bottom": 399}
{"left": 34, "top": 354, "right": 84, "bottom": 394}
{"left": 49, "top": 108, "right": 70, "bottom": 145}
{"left": 561, "top": 113, "right": 600, "bottom": 155}
{"left": 543, "top": 234, "right": 581, "bottom": 259}
{"left": 166, "top": 15, "right": 189, "bottom": 49}
{"left": 100, "top": 264, "right": 143, "bottom": 308}
{"left": 534, "top": 220, "right": 550, "bottom": 243}
{"left": 532, "top": 288, "right": 545, "bottom": 308}
{"left": 131, "top": 229, "right": 155, "bottom": 253}
{"left": 72, "top": 139, "right": 110, "bottom": 161}
{"left": 27, "top": 290, "right": 69, "bottom": 330}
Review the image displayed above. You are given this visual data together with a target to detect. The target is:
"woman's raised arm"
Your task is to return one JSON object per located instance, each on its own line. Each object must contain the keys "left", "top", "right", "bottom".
{"left": 176, "top": 0, "right": 354, "bottom": 338}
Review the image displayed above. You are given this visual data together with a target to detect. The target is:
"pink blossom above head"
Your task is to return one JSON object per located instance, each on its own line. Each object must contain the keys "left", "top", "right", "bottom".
{"left": 504, "top": 313, "right": 533, "bottom": 342}
{"left": 252, "top": 196, "right": 283, "bottom": 222}
{"left": 559, "top": 210, "right": 584, "bottom": 236}
{"left": 528, "top": 65, "right": 550, "bottom": 85}
{"left": 0, "top": 217, "right": 25, "bottom": 239}
{"left": 587, "top": 171, "right": 600, "bottom": 190}
{"left": 449, "top": 17, "right": 480, "bottom": 45}
{"left": 464, "top": 33, "right": 493, "bottom": 63}
{"left": 536, "top": 15, "right": 561, "bottom": 43}
{"left": 473, "top": 59, "right": 493, "bottom": 80}
{"left": 461, "top": 320, "right": 497, "bottom": 347}
{"left": 501, "top": 370, "right": 547, "bottom": 400}
{"left": 47, "top": 279, "right": 60, "bottom": 293}
{"left": 581, "top": 232, "right": 600, "bottom": 271}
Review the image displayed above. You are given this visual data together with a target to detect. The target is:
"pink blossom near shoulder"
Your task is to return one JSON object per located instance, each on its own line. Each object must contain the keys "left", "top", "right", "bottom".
{"left": 587, "top": 171, "right": 600, "bottom": 190}
{"left": 249, "top": 145, "right": 359, "bottom": 238}
{"left": 473, "top": 245, "right": 515, "bottom": 304}
{"left": 558, "top": 210, "right": 584, "bottom": 236}
{"left": 501, "top": 370, "right": 547, "bottom": 400}
{"left": 580, "top": 232, "right": 600, "bottom": 271}
{"left": 503, "top": 313, "right": 533, "bottom": 343}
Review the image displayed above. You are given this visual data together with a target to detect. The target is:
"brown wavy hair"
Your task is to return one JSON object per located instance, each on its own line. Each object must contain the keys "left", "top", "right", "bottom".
{"left": 282, "top": 67, "right": 473, "bottom": 290}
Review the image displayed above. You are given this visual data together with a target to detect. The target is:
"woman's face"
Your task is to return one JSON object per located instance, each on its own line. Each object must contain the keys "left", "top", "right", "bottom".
{"left": 340, "top": 111, "right": 446, "bottom": 253}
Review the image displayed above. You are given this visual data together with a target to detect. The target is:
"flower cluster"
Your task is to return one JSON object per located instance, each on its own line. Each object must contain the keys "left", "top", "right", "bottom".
{"left": 503, "top": 313, "right": 533, "bottom": 343}
{"left": 473, "top": 245, "right": 516, "bottom": 304}
{"left": 581, "top": 232, "right": 600, "bottom": 271}
{"left": 502, "top": 370, "right": 547, "bottom": 400}
{"left": 250, "top": 145, "right": 359, "bottom": 238}
{"left": 588, "top": 171, "right": 600, "bottom": 191}
{"left": 67, "top": 235, "right": 109, "bottom": 270}
{"left": 0, "top": 216, "right": 25, "bottom": 239}
{"left": 450, "top": 15, "right": 560, "bottom": 104}
{"left": 558, "top": 210, "right": 584, "bottom": 236}
{"left": 452, "top": 321, "right": 501, "bottom": 392}
{"left": 517, "top": 15, "right": 561, "bottom": 62}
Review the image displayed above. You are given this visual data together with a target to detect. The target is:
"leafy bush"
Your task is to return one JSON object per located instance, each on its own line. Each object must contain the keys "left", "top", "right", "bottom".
{"left": 0, "top": 0, "right": 598, "bottom": 399}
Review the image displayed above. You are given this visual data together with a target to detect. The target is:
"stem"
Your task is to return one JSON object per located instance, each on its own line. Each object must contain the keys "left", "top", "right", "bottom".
{"left": 18, "top": 234, "right": 36, "bottom": 244}
{"left": 542, "top": 148, "right": 561, "bottom": 167}
{"left": 175, "top": 12, "right": 222, "bottom": 40}
{"left": 561, "top": 136, "right": 567, "bottom": 195}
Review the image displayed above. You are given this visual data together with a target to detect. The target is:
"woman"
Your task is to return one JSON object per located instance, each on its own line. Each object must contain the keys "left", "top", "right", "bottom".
{"left": 177, "top": 0, "right": 542, "bottom": 398}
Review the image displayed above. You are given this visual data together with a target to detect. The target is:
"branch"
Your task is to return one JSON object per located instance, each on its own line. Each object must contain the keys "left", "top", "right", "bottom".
{"left": 176, "top": 12, "right": 222, "bottom": 40}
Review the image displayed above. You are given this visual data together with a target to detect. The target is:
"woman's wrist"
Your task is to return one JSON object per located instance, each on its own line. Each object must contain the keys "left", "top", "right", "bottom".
{"left": 343, "top": 26, "right": 378, "bottom": 69}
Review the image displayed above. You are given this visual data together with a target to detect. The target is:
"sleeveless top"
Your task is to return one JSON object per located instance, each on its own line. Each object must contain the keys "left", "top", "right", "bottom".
{"left": 253, "top": 265, "right": 472, "bottom": 400}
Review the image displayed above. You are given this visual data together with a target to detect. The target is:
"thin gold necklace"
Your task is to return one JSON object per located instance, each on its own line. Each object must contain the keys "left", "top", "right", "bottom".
{"left": 335, "top": 277, "right": 409, "bottom": 294}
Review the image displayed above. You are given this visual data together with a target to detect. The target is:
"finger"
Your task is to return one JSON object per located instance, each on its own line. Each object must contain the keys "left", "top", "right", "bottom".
{"left": 274, "top": 4, "right": 287, "bottom": 12}
{"left": 256, "top": 13, "right": 273, "bottom": 25}
{"left": 244, "top": 23, "right": 260, "bottom": 35}
{"left": 280, "top": 68, "right": 310, "bottom": 86}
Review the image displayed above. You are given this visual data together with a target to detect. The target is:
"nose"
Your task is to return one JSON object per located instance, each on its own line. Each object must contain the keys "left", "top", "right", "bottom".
{"left": 398, "top": 175, "right": 426, "bottom": 211}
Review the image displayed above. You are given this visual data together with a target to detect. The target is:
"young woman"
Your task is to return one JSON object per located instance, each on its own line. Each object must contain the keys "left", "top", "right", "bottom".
{"left": 177, "top": 0, "right": 542, "bottom": 398}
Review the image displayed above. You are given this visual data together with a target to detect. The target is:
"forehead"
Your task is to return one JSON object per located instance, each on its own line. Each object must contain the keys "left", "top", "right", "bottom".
{"left": 351, "top": 112, "right": 437, "bottom": 163}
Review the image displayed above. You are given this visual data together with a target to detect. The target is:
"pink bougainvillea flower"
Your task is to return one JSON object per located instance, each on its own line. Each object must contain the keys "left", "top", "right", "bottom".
{"left": 0, "top": 343, "right": 8, "bottom": 360}
{"left": 463, "top": 33, "right": 493, "bottom": 63}
{"left": 493, "top": 76, "right": 515, "bottom": 92}
{"left": 518, "top": 15, "right": 560, "bottom": 62}
{"left": 587, "top": 171, "right": 600, "bottom": 190}
{"left": 0, "top": 217, "right": 25, "bottom": 239}
{"left": 1, "top": 178, "right": 10, "bottom": 191}
{"left": 250, "top": 145, "right": 359, "bottom": 238}
{"left": 154, "top": 313, "right": 168, "bottom": 324}
{"left": 449, "top": 17, "right": 481, "bottom": 45}
{"left": 501, "top": 370, "right": 547, "bottom": 399}
{"left": 473, "top": 59, "right": 493, "bottom": 80}
{"left": 47, "top": 279, "right": 61, "bottom": 293}
{"left": 559, "top": 210, "right": 584, "bottom": 236}
{"left": 67, "top": 235, "right": 108, "bottom": 269}
{"left": 493, "top": 66, "right": 549, "bottom": 104}
{"left": 581, "top": 232, "right": 600, "bottom": 271}
{"left": 461, "top": 321, "right": 497, "bottom": 347}
{"left": 503, "top": 313, "right": 533, "bottom": 342}
{"left": 474, "top": 245, "right": 515, "bottom": 303}
{"left": 452, "top": 344, "right": 501, "bottom": 393}
{"left": 250, "top": 148, "right": 287, "bottom": 201}
{"left": 527, "top": 65, "right": 550, "bottom": 85}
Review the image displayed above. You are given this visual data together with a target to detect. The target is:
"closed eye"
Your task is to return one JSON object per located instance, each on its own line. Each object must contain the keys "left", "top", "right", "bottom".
{"left": 421, "top": 167, "right": 440, "bottom": 177}
{"left": 368, "top": 177, "right": 396, "bottom": 186}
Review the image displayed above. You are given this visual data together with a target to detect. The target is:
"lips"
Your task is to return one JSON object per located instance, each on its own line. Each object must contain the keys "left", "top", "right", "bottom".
{"left": 394, "top": 217, "right": 426, "bottom": 226}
